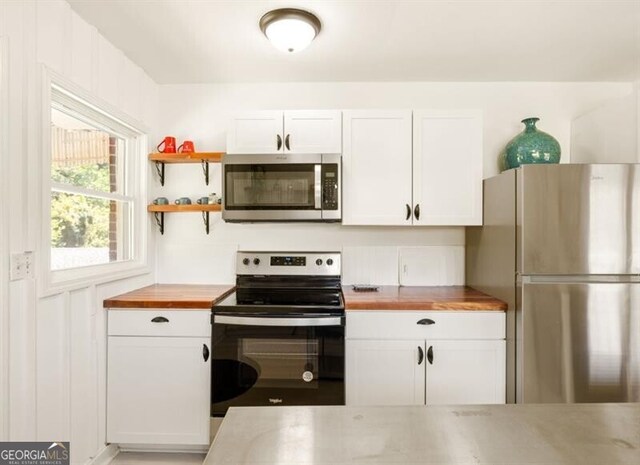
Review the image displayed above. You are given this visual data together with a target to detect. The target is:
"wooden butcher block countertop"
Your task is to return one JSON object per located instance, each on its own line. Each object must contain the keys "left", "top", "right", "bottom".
{"left": 104, "top": 284, "right": 235, "bottom": 309}
{"left": 343, "top": 285, "right": 507, "bottom": 311}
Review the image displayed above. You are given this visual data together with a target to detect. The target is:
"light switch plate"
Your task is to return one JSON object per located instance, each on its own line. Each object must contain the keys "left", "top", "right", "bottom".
{"left": 10, "top": 251, "right": 34, "bottom": 281}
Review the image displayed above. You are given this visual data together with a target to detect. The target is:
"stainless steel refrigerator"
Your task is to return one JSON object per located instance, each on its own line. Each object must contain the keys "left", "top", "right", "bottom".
{"left": 466, "top": 164, "right": 640, "bottom": 403}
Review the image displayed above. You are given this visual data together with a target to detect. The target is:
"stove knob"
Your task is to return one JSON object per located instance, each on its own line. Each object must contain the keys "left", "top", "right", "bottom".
{"left": 253, "top": 258, "right": 261, "bottom": 265}
{"left": 326, "top": 258, "right": 334, "bottom": 266}
{"left": 242, "top": 258, "right": 250, "bottom": 266}
{"left": 316, "top": 259, "right": 323, "bottom": 266}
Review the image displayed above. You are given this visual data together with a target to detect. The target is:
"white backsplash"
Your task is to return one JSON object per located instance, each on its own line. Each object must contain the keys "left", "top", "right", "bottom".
{"left": 156, "top": 243, "right": 464, "bottom": 286}
{"left": 398, "top": 246, "right": 465, "bottom": 286}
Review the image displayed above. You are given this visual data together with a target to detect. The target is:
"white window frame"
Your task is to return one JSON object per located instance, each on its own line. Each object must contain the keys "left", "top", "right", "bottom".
{"left": 39, "top": 68, "right": 149, "bottom": 295}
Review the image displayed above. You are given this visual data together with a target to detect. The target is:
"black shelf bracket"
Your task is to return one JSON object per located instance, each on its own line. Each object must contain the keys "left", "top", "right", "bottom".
{"left": 154, "top": 212, "right": 165, "bottom": 235}
{"left": 154, "top": 161, "right": 165, "bottom": 186}
{"left": 201, "top": 160, "right": 210, "bottom": 185}
{"left": 202, "top": 211, "right": 210, "bottom": 234}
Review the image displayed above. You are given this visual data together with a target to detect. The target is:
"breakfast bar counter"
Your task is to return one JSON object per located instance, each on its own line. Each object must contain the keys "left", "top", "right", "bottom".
{"left": 203, "top": 403, "right": 640, "bottom": 465}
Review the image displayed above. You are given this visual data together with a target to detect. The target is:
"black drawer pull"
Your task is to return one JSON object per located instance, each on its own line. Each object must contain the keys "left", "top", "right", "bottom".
{"left": 427, "top": 346, "right": 434, "bottom": 365}
{"left": 151, "top": 316, "right": 169, "bottom": 323}
{"left": 417, "top": 346, "right": 424, "bottom": 365}
{"left": 203, "top": 344, "right": 210, "bottom": 362}
{"left": 417, "top": 318, "right": 435, "bottom": 325}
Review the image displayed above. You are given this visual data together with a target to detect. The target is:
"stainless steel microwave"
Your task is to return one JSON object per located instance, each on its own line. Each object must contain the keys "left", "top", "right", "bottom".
{"left": 222, "top": 153, "right": 341, "bottom": 222}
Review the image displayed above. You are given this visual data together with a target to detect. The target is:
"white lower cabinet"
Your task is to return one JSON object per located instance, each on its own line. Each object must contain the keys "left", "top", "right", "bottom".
{"left": 347, "top": 340, "right": 425, "bottom": 406}
{"left": 425, "top": 340, "right": 506, "bottom": 405}
{"left": 346, "top": 311, "right": 506, "bottom": 406}
{"left": 107, "top": 310, "right": 211, "bottom": 446}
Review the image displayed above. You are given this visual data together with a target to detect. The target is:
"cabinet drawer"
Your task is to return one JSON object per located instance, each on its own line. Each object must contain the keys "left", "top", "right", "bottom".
{"left": 108, "top": 310, "right": 211, "bottom": 337}
{"left": 346, "top": 311, "right": 505, "bottom": 340}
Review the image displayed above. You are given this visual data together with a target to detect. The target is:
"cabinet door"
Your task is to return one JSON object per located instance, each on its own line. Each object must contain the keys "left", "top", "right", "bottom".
{"left": 342, "top": 110, "right": 413, "bottom": 225}
{"left": 425, "top": 340, "right": 505, "bottom": 405}
{"left": 284, "top": 110, "right": 342, "bottom": 153}
{"left": 107, "top": 336, "right": 211, "bottom": 445}
{"left": 346, "top": 339, "right": 425, "bottom": 406}
{"left": 227, "top": 111, "right": 284, "bottom": 154}
{"left": 413, "top": 110, "right": 483, "bottom": 225}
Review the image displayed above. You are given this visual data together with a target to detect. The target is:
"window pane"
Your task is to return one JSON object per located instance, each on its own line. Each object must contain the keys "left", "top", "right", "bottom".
{"left": 51, "top": 108, "right": 124, "bottom": 194}
{"left": 51, "top": 192, "right": 132, "bottom": 271}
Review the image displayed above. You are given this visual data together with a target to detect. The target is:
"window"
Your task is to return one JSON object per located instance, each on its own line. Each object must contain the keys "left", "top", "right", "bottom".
{"left": 48, "top": 82, "right": 145, "bottom": 282}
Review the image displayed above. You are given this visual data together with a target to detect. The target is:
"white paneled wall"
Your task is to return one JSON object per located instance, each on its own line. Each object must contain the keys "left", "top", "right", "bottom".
{"left": 0, "top": 1, "right": 158, "bottom": 464}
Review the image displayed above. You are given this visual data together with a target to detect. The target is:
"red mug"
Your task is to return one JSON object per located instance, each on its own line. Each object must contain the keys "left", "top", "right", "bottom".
{"left": 178, "top": 140, "right": 195, "bottom": 153}
{"left": 157, "top": 136, "right": 176, "bottom": 153}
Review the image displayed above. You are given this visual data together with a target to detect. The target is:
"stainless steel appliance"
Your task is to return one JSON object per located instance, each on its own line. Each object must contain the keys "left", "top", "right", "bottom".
{"left": 222, "top": 153, "right": 341, "bottom": 222}
{"left": 211, "top": 251, "right": 345, "bottom": 416}
{"left": 466, "top": 164, "right": 640, "bottom": 404}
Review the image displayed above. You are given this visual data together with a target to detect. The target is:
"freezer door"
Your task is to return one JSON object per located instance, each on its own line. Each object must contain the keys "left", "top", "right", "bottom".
{"left": 518, "top": 164, "right": 640, "bottom": 275}
{"left": 519, "top": 282, "right": 640, "bottom": 403}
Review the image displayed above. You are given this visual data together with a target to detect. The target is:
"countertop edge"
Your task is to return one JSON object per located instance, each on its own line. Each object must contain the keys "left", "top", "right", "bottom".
{"left": 103, "top": 285, "right": 235, "bottom": 310}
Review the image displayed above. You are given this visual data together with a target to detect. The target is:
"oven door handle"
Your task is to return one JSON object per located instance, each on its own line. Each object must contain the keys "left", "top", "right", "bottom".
{"left": 314, "top": 164, "right": 322, "bottom": 209}
{"left": 214, "top": 315, "right": 343, "bottom": 327}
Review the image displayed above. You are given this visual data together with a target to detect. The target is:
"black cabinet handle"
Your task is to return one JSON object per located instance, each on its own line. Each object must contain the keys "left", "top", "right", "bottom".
{"left": 427, "top": 346, "right": 434, "bottom": 365}
{"left": 277, "top": 134, "right": 282, "bottom": 150}
{"left": 414, "top": 204, "right": 420, "bottom": 221}
{"left": 405, "top": 204, "right": 411, "bottom": 221}
{"left": 417, "top": 318, "right": 435, "bottom": 325}
{"left": 203, "top": 344, "right": 210, "bottom": 362}
{"left": 151, "top": 316, "right": 169, "bottom": 323}
{"left": 285, "top": 134, "right": 291, "bottom": 150}
{"left": 418, "top": 346, "right": 424, "bottom": 365}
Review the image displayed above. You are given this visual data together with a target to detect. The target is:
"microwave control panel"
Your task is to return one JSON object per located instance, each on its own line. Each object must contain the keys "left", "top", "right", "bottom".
{"left": 321, "top": 164, "right": 339, "bottom": 210}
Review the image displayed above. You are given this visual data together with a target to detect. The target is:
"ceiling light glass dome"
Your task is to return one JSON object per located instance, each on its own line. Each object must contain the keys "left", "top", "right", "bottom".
{"left": 259, "top": 8, "right": 321, "bottom": 53}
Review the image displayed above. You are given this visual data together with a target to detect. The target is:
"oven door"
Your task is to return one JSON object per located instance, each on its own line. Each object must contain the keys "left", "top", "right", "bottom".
{"left": 211, "top": 314, "right": 345, "bottom": 416}
{"left": 222, "top": 153, "right": 341, "bottom": 222}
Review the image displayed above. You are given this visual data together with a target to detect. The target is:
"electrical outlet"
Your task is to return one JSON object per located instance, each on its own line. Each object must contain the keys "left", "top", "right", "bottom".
{"left": 24, "top": 251, "right": 34, "bottom": 278}
{"left": 10, "top": 253, "right": 25, "bottom": 281}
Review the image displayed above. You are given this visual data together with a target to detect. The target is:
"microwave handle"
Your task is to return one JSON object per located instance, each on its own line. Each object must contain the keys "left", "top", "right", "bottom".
{"left": 314, "top": 164, "right": 322, "bottom": 209}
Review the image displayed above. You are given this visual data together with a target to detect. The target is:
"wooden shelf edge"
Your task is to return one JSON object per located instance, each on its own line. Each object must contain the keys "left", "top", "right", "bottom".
{"left": 148, "top": 152, "right": 224, "bottom": 163}
{"left": 147, "top": 204, "right": 222, "bottom": 212}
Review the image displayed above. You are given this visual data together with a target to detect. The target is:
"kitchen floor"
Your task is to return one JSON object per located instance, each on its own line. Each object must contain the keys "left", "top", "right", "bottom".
{"left": 111, "top": 452, "right": 205, "bottom": 464}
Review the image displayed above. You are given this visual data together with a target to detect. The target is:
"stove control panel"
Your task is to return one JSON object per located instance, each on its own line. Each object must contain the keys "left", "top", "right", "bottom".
{"left": 237, "top": 251, "right": 341, "bottom": 276}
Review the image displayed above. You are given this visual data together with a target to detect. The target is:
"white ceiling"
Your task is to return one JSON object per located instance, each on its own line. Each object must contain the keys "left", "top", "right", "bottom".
{"left": 68, "top": 0, "right": 640, "bottom": 84}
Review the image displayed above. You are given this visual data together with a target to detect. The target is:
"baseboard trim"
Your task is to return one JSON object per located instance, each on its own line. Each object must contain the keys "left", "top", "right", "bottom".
{"left": 117, "top": 444, "right": 209, "bottom": 453}
{"left": 86, "top": 444, "right": 119, "bottom": 465}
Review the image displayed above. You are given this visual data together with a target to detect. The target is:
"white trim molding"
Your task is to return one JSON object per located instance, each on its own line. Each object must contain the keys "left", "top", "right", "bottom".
{"left": 0, "top": 36, "right": 10, "bottom": 441}
{"left": 38, "top": 66, "right": 150, "bottom": 296}
{"left": 86, "top": 444, "right": 119, "bottom": 465}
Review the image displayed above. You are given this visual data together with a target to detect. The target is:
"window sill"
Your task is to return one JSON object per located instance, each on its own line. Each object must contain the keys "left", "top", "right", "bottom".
{"left": 39, "top": 261, "right": 151, "bottom": 297}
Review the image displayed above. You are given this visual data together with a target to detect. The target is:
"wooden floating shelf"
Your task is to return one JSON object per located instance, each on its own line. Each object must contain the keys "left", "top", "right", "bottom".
{"left": 147, "top": 204, "right": 222, "bottom": 213}
{"left": 148, "top": 204, "right": 222, "bottom": 235}
{"left": 148, "top": 152, "right": 224, "bottom": 163}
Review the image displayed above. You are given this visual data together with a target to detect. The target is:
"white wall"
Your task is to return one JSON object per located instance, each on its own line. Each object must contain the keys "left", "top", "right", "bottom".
{"left": 571, "top": 89, "right": 638, "bottom": 163}
{"left": 155, "top": 81, "right": 633, "bottom": 284}
{"left": 0, "top": 1, "right": 158, "bottom": 464}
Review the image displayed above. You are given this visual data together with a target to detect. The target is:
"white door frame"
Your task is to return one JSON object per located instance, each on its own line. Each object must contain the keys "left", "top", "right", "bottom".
{"left": 0, "top": 36, "right": 10, "bottom": 440}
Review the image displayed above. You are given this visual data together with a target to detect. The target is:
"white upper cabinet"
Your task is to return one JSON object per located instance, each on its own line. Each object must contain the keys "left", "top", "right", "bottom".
{"left": 284, "top": 110, "right": 342, "bottom": 153}
{"left": 342, "top": 110, "right": 413, "bottom": 225}
{"left": 342, "top": 110, "right": 483, "bottom": 226}
{"left": 227, "top": 110, "right": 342, "bottom": 154}
{"left": 413, "top": 110, "right": 483, "bottom": 225}
{"left": 227, "top": 111, "right": 284, "bottom": 154}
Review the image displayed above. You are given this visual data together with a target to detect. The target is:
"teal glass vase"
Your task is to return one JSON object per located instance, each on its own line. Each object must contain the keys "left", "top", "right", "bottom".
{"left": 502, "top": 117, "right": 561, "bottom": 171}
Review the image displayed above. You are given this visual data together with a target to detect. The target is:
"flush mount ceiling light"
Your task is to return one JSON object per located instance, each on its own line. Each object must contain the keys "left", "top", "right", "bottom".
{"left": 259, "top": 8, "right": 321, "bottom": 53}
